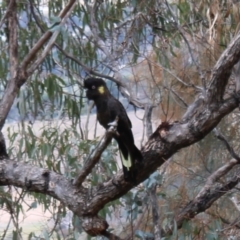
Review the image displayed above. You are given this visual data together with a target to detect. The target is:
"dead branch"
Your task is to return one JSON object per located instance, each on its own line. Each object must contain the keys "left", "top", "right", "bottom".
{"left": 197, "top": 158, "right": 239, "bottom": 201}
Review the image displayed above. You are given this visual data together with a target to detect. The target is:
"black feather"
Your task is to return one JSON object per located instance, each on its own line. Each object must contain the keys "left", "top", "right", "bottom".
{"left": 0, "top": 132, "right": 8, "bottom": 160}
{"left": 84, "top": 77, "right": 143, "bottom": 182}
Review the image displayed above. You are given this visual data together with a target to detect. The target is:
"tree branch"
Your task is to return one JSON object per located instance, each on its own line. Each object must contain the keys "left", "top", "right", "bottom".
{"left": 7, "top": 0, "right": 18, "bottom": 78}
{"left": 83, "top": 93, "right": 239, "bottom": 216}
{"left": 73, "top": 123, "right": 117, "bottom": 187}
{"left": 208, "top": 33, "right": 240, "bottom": 103}
{"left": 162, "top": 128, "right": 240, "bottom": 236}
{"left": 0, "top": 0, "right": 14, "bottom": 28}
{"left": 172, "top": 171, "right": 240, "bottom": 235}
{"left": 27, "top": 1, "right": 77, "bottom": 76}
{"left": 20, "top": 0, "right": 77, "bottom": 72}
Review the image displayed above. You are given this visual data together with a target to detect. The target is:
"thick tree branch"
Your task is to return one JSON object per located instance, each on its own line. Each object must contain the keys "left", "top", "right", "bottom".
{"left": 0, "top": 156, "right": 125, "bottom": 236}
{"left": 208, "top": 33, "right": 240, "bottom": 102}
{"left": 84, "top": 93, "right": 240, "bottom": 216}
{"left": 0, "top": 158, "right": 85, "bottom": 212}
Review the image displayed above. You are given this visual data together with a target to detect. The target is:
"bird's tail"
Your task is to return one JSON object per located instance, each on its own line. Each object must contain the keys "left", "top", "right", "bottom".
{"left": 120, "top": 145, "right": 143, "bottom": 183}
{"left": 119, "top": 151, "right": 136, "bottom": 183}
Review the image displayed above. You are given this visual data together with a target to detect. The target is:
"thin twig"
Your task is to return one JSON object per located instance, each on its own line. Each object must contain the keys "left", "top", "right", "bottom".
{"left": 213, "top": 128, "right": 240, "bottom": 161}
{"left": 1, "top": 216, "right": 12, "bottom": 239}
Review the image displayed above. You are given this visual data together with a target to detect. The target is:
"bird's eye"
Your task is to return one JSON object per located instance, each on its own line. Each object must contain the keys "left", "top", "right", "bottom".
{"left": 92, "top": 85, "right": 96, "bottom": 89}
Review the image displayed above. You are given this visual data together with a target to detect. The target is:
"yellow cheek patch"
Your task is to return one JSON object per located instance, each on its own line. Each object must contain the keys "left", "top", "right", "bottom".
{"left": 98, "top": 86, "right": 105, "bottom": 94}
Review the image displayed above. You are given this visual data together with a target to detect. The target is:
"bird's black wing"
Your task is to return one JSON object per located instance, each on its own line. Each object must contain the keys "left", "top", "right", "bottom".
{"left": 107, "top": 95, "right": 142, "bottom": 183}
{"left": 108, "top": 96, "right": 132, "bottom": 129}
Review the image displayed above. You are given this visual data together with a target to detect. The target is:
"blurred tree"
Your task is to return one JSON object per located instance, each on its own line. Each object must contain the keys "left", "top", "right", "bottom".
{"left": 1, "top": 0, "right": 240, "bottom": 239}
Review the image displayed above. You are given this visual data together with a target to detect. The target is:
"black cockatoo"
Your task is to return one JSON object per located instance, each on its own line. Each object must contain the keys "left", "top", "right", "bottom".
{"left": 84, "top": 77, "right": 143, "bottom": 182}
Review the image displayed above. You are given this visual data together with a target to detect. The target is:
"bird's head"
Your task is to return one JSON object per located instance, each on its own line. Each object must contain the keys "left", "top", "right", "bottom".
{"left": 84, "top": 77, "right": 109, "bottom": 100}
